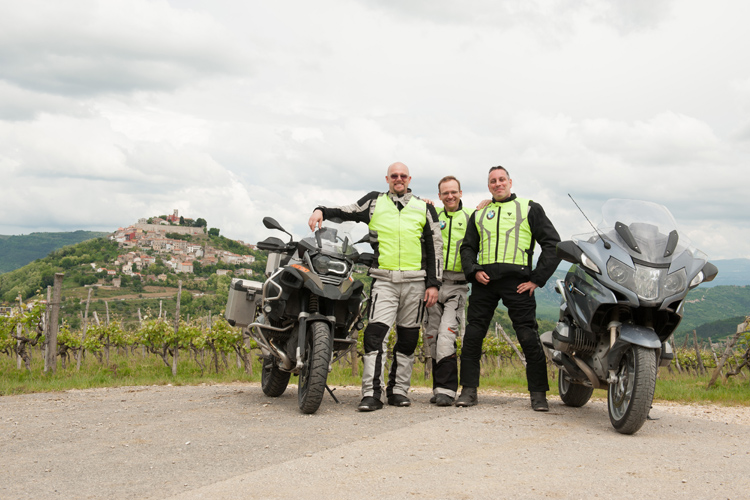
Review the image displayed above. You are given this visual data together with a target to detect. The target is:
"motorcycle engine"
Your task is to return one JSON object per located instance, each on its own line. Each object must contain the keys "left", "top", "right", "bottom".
{"left": 552, "top": 321, "right": 597, "bottom": 355}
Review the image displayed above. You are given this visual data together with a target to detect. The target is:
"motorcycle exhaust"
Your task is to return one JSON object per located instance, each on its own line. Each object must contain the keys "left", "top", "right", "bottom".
{"left": 571, "top": 355, "right": 603, "bottom": 389}
{"left": 269, "top": 340, "right": 294, "bottom": 371}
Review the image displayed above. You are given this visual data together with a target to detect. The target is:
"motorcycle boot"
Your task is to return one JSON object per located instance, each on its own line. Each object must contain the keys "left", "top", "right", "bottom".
{"left": 387, "top": 394, "right": 411, "bottom": 407}
{"left": 454, "top": 386, "right": 478, "bottom": 407}
{"left": 530, "top": 391, "right": 549, "bottom": 412}
{"left": 435, "top": 393, "right": 454, "bottom": 407}
{"left": 358, "top": 396, "right": 384, "bottom": 412}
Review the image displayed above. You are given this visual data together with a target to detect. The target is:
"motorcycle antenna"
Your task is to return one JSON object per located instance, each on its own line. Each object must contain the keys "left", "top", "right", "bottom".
{"left": 568, "top": 194, "right": 611, "bottom": 249}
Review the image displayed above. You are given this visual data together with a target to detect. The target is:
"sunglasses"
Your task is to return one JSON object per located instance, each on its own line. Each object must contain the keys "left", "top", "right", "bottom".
{"left": 390, "top": 174, "right": 409, "bottom": 180}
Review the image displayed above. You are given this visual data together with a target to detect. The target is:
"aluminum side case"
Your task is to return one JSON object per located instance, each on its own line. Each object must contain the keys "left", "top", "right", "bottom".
{"left": 225, "top": 278, "right": 264, "bottom": 327}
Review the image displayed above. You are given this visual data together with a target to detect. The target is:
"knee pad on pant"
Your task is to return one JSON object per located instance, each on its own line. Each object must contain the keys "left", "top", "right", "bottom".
{"left": 363, "top": 322, "right": 390, "bottom": 352}
{"left": 394, "top": 326, "right": 420, "bottom": 355}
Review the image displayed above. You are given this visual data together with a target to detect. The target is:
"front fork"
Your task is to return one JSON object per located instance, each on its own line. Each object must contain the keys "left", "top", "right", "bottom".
{"left": 606, "top": 321, "right": 621, "bottom": 385}
{"left": 606, "top": 319, "right": 664, "bottom": 385}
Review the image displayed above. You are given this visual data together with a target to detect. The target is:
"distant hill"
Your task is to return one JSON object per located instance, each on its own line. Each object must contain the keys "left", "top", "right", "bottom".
{"left": 706, "top": 258, "right": 750, "bottom": 287}
{"left": 0, "top": 231, "right": 109, "bottom": 273}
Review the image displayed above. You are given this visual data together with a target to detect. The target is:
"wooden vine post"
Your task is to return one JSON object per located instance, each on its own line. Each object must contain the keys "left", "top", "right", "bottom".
{"left": 693, "top": 330, "right": 705, "bottom": 375}
{"left": 45, "top": 273, "right": 64, "bottom": 375}
{"left": 670, "top": 334, "right": 683, "bottom": 373}
{"left": 77, "top": 288, "right": 93, "bottom": 371}
{"left": 351, "top": 346, "right": 358, "bottom": 377}
{"left": 707, "top": 337, "right": 720, "bottom": 366}
{"left": 16, "top": 294, "right": 23, "bottom": 369}
{"left": 172, "top": 280, "right": 182, "bottom": 376}
{"left": 43, "top": 286, "right": 51, "bottom": 372}
{"left": 496, "top": 323, "right": 525, "bottom": 367}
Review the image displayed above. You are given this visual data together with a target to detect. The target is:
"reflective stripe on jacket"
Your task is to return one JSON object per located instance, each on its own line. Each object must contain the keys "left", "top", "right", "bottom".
{"left": 475, "top": 197, "right": 532, "bottom": 267}
{"left": 438, "top": 204, "right": 473, "bottom": 273}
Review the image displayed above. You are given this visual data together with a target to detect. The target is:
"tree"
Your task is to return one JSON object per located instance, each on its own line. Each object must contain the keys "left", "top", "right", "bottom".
{"left": 60, "top": 256, "right": 76, "bottom": 269}
{"left": 208, "top": 228, "right": 220, "bottom": 237}
{"left": 195, "top": 218, "right": 207, "bottom": 228}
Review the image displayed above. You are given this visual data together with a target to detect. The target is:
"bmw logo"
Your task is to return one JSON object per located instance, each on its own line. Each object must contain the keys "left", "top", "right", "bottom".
{"left": 440, "top": 221, "right": 446, "bottom": 229}
{"left": 487, "top": 210, "right": 496, "bottom": 220}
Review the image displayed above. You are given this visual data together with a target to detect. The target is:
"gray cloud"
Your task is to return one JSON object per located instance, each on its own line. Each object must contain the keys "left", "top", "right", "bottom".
{"left": 0, "top": 0, "right": 249, "bottom": 98}
{"left": 355, "top": 0, "right": 673, "bottom": 34}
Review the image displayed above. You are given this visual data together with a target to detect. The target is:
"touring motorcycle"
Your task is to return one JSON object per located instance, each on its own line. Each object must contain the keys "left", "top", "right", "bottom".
{"left": 541, "top": 199, "right": 718, "bottom": 434}
{"left": 225, "top": 217, "right": 370, "bottom": 414}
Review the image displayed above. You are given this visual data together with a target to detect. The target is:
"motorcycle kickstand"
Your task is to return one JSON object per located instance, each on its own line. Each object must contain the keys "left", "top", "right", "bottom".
{"left": 325, "top": 384, "right": 340, "bottom": 404}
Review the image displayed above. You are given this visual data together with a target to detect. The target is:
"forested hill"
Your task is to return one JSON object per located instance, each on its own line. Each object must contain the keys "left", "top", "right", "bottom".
{"left": 0, "top": 231, "right": 109, "bottom": 273}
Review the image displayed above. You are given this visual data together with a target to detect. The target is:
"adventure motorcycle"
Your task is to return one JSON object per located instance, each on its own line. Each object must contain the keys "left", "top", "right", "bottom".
{"left": 541, "top": 199, "right": 718, "bottom": 434}
{"left": 225, "top": 217, "right": 370, "bottom": 414}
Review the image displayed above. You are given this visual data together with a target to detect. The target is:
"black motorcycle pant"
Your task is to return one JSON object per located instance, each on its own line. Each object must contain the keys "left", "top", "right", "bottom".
{"left": 460, "top": 277, "right": 549, "bottom": 393}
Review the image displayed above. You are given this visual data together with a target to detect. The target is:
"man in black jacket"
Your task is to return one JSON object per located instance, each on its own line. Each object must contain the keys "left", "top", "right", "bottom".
{"left": 456, "top": 165, "right": 560, "bottom": 411}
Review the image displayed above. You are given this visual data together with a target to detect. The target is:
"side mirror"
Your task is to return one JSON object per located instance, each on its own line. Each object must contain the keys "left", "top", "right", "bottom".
{"left": 263, "top": 217, "right": 286, "bottom": 232}
{"left": 701, "top": 262, "right": 719, "bottom": 283}
{"left": 262, "top": 216, "right": 293, "bottom": 243}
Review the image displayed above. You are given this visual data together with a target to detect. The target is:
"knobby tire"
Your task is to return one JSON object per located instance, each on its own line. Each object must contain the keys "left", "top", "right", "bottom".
{"left": 298, "top": 322, "right": 332, "bottom": 414}
{"left": 261, "top": 356, "right": 291, "bottom": 397}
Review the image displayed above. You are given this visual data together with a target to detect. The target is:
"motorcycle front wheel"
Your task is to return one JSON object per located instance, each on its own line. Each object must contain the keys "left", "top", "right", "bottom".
{"left": 261, "top": 356, "right": 291, "bottom": 397}
{"left": 297, "top": 322, "right": 332, "bottom": 414}
{"left": 558, "top": 370, "right": 593, "bottom": 407}
{"left": 608, "top": 345, "right": 657, "bottom": 435}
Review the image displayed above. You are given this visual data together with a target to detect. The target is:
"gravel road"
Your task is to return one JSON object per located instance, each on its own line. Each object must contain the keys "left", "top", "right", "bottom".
{"left": 2, "top": 383, "right": 749, "bottom": 499}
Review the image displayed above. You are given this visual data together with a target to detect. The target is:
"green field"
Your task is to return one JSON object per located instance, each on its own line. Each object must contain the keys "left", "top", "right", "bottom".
{"left": 2, "top": 349, "right": 749, "bottom": 406}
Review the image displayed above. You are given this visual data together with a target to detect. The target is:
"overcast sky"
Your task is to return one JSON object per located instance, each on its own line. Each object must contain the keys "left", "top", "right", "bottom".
{"left": 1, "top": 0, "right": 749, "bottom": 260}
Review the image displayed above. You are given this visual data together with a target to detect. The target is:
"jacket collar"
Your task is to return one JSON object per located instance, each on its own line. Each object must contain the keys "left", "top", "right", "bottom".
{"left": 492, "top": 193, "right": 516, "bottom": 204}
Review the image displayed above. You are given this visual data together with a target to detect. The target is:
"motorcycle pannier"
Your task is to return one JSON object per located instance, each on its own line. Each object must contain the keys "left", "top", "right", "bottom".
{"left": 225, "top": 278, "right": 263, "bottom": 327}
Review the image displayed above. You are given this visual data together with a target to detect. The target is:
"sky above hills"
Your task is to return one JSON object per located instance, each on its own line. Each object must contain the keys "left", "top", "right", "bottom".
{"left": 1, "top": 0, "right": 749, "bottom": 259}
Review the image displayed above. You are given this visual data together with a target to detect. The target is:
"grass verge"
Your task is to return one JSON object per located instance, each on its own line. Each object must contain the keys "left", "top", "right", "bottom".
{"left": 2, "top": 355, "right": 749, "bottom": 406}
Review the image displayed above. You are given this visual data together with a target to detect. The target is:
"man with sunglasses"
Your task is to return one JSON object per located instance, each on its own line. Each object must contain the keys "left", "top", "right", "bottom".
{"left": 308, "top": 162, "right": 442, "bottom": 412}
{"left": 423, "top": 175, "right": 473, "bottom": 406}
{"left": 456, "top": 166, "right": 560, "bottom": 411}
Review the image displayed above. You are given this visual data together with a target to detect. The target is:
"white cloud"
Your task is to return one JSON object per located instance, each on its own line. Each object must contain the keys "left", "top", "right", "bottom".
{"left": 1, "top": 0, "right": 749, "bottom": 265}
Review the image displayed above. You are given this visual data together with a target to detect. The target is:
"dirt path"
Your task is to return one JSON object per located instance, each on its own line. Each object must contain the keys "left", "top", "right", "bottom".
{"left": 2, "top": 384, "right": 749, "bottom": 499}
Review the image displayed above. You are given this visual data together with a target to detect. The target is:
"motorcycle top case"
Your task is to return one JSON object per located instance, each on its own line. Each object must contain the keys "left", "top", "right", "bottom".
{"left": 225, "top": 278, "right": 263, "bottom": 327}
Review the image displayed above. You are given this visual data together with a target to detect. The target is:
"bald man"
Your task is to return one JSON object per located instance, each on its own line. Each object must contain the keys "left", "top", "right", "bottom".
{"left": 309, "top": 162, "right": 442, "bottom": 411}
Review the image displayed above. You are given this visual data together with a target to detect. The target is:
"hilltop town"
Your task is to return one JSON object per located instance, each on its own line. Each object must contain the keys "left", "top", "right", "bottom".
{"left": 108, "top": 209, "right": 256, "bottom": 283}
{"left": 0, "top": 208, "right": 267, "bottom": 311}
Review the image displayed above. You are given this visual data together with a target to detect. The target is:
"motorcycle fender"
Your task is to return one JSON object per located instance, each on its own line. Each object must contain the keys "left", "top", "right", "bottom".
{"left": 607, "top": 325, "right": 660, "bottom": 370}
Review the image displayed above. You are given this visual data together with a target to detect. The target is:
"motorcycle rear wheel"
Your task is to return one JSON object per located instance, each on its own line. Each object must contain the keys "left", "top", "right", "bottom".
{"left": 608, "top": 345, "right": 656, "bottom": 435}
{"left": 298, "top": 322, "right": 332, "bottom": 414}
{"left": 261, "top": 356, "right": 291, "bottom": 397}
{"left": 558, "top": 370, "right": 593, "bottom": 407}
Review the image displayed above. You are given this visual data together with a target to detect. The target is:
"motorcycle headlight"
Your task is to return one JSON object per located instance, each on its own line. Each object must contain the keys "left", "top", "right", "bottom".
{"left": 311, "top": 254, "right": 349, "bottom": 275}
{"left": 634, "top": 265, "right": 662, "bottom": 301}
{"left": 607, "top": 257, "right": 634, "bottom": 286}
{"left": 607, "top": 258, "right": 687, "bottom": 302}
{"left": 664, "top": 268, "right": 687, "bottom": 295}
